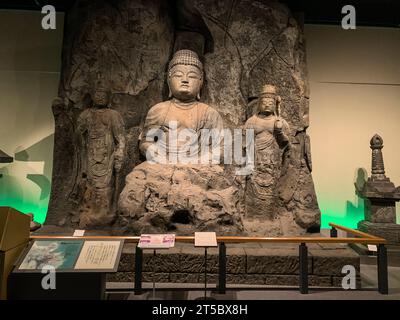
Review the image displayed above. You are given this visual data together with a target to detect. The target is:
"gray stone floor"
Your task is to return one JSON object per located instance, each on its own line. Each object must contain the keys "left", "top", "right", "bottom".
{"left": 106, "top": 261, "right": 400, "bottom": 300}
{"left": 106, "top": 241, "right": 400, "bottom": 300}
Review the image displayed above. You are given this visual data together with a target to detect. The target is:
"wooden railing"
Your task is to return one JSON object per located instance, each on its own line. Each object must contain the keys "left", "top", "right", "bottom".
{"left": 29, "top": 223, "right": 389, "bottom": 295}
{"left": 30, "top": 232, "right": 387, "bottom": 245}
{"left": 328, "top": 222, "right": 382, "bottom": 239}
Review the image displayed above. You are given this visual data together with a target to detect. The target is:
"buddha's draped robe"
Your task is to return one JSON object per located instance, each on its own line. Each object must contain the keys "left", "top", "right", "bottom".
{"left": 140, "top": 101, "right": 224, "bottom": 164}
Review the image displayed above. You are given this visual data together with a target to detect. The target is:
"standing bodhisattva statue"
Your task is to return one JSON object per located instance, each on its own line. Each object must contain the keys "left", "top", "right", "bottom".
{"left": 244, "top": 85, "right": 290, "bottom": 219}
{"left": 75, "top": 86, "right": 126, "bottom": 228}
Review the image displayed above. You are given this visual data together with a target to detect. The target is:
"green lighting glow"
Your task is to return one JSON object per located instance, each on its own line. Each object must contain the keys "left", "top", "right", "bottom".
{"left": 0, "top": 166, "right": 49, "bottom": 224}
{"left": 319, "top": 197, "right": 365, "bottom": 229}
{"left": 0, "top": 198, "right": 47, "bottom": 224}
{"left": 1, "top": 161, "right": 367, "bottom": 229}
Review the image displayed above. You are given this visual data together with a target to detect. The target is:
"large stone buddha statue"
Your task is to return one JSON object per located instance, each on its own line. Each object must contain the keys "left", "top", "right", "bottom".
{"left": 139, "top": 50, "right": 223, "bottom": 164}
{"left": 118, "top": 50, "right": 243, "bottom": 234}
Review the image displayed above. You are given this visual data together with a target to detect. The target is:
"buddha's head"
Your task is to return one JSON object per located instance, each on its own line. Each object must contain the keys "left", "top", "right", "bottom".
{"left": 258, "top": 84, "right": 281, "bottom": 115}
{"left": 92, "top": 86, "right": 110, "bottom": 108}
{"left": 167, "top": 50, "right": 203, "bottom": 102}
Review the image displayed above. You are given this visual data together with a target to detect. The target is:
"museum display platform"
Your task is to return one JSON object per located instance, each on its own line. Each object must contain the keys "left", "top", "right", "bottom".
{"left": 111, "top": 242, "right": 360, "bottom": 288}
{"left": 32, "top": 226, "right": 362, "bottom": 289}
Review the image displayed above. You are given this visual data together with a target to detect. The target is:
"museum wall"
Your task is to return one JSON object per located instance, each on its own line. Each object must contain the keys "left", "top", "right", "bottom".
{"left": 305, "top": 25, "right": 400, "bottom": 227}
{"left": 0, "top": 10, "right": 64, "bottom": 223}
{"left": 0, "top": 9, "right": 399, "bottom": 228}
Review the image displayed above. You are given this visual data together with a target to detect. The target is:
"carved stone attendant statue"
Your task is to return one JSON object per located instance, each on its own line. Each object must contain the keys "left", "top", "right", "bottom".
{"left": 75, "top": 86, "right": 126, "bottom": 228}
{"left": 244, "top": 85, "right": 290, "bottom": 218}
{"left": 118, "top": 50, "right": 242, "bottom": 234}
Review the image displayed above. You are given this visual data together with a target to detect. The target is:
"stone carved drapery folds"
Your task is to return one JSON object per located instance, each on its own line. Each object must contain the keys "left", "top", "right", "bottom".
{"left": 74, "top": 104, "right": 126, "bottom": 228}
{"left": 47, "top": 0, "right": 175, "bottom": 227}
{"left": 46, "top": 0, "right": 320, "bottom": 235}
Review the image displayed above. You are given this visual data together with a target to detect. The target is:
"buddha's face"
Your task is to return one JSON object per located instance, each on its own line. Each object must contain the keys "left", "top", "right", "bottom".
{"left": 168, "top": 65, "right": 203, "bottom": 102}
{"left": 93, "top": 89, "right": 109, "bottom": 107}
{"left": 259, "top": 95, "right": 276, "bottom": 114}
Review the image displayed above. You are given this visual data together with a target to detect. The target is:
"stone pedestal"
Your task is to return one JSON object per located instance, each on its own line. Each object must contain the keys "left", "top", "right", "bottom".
{"left": 118, "top": 162, "right": 244, "bottom": 235}
{"left": 358, "top": 221, "right": 400, "bottom": 244}
{"left": 109, "top": 242, "right": 360, "bottom": 288}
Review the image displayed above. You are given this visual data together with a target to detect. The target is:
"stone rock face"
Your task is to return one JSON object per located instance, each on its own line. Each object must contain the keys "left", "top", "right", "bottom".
{"left": 46, "top": 0, "right": 321, "bottom": 235}
{"left": 46, "top": 0, "right": 174, "bottom": 226}
{"left": 192, "top": 0, "right": 321, "bottom": 232}
{"left": 118, "top": 162, "right": 243, "bottom": 235}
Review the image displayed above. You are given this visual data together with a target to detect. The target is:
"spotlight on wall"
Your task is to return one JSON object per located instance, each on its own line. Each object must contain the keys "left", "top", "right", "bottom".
{"left": 0, "top": 149, "right": 13, "bottom": 163}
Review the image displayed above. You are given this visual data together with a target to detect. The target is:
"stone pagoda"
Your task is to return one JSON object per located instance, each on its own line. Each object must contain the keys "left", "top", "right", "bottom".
{"left": 357, "top": 134, "right": 400, "bottom": 244}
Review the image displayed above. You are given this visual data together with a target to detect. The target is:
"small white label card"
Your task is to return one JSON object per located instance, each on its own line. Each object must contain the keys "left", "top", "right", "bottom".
{"left": 195, "top": 232, "right": 217, "bottom": 247}
{"left": 367, "top": 244, "right": 378, "bottom": 252}
{"left": 74, "top": 240, "right": 121, "bottom": 270}
{"left": 73, "top": 229, "right": 85, "bottom": 237}
{"left": 138, "top": 234, "right": 176, "bottom": 249}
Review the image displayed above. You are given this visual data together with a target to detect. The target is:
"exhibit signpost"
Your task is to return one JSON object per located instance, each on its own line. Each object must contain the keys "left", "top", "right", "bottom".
{"left": 8, "top": 239, "right": 124, "bottom": 300}
{"left": 138, "top": 234, "right": 176, "bottom": 300}
{"left": 195, "top": 232, "right": 218, "bottom": 300}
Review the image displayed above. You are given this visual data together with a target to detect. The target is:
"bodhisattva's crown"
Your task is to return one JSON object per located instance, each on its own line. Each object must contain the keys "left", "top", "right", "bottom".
{"left": 168, "top": 50, "right": 203, "bottom": 74}
{"left": 260, "top": 84, "right": 277, "bottom": 96}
